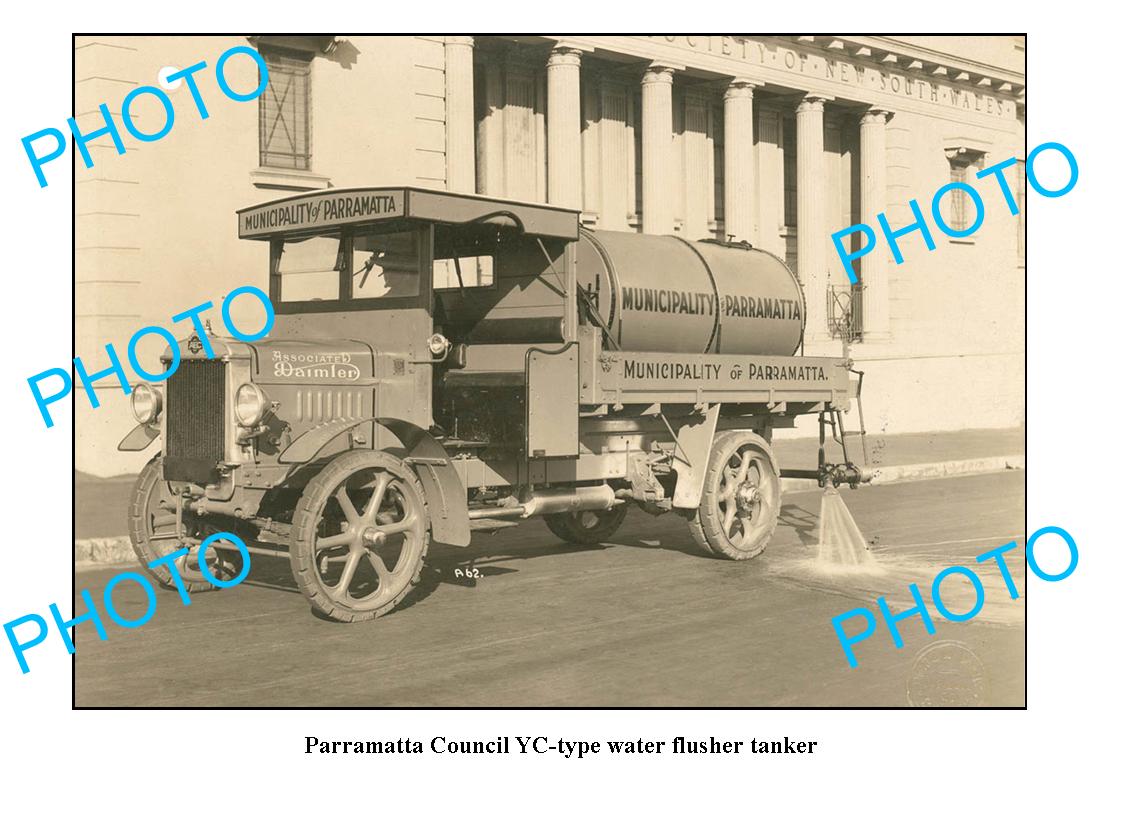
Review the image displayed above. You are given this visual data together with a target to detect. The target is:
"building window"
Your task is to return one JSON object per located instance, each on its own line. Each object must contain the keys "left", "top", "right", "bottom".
{"left": 259, "top": 49, "right": 312, "bottom": 171}
{"left": 943, "top": 148, "right": 986, "bottom": 234}
{"left": 947, "top": 161, "right": 972, "bottom": 231}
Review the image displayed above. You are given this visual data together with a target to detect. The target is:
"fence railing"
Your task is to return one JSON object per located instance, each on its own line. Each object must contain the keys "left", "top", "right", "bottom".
{"left": 827, "top": 284, "right": 864, "bottom": 343}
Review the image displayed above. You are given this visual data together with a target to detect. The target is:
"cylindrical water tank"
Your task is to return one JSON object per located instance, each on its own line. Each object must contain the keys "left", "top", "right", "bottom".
{"left": 576, "top": 229, "right": 806, "bottom": 355}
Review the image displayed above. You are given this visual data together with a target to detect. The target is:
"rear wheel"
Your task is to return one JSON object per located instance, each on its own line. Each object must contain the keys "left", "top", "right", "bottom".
{"left": 289, "top": 450, "right": 430, "bottom": 622}
{"left": 687, "top": 431, "right": 780, "bottom": 560}
{"left": 544, "top": 504, "right": 628, "bottom": 545}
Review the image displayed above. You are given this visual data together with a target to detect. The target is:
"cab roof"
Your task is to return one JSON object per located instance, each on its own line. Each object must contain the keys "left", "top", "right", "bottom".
{"left": 237, "top": 186, "right": 580, "bottom": 241}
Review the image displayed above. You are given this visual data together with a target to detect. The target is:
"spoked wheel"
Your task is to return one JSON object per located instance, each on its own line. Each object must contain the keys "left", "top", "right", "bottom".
{"left": 289, "top": 450, "right": 430, "bottom": 622}
{"left": 127, "top": 456, "right": 241, "bottom": 592}
{"left": 688, "top": 431, "right": 781, "bottom": 560}
{"left": 544, "top": 504, "right": 628, "bottom": 545}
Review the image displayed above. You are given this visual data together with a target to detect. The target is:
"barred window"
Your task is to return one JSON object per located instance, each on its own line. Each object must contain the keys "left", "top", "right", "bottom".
{"left": 944, "top": 148, "right": 985, "bottom": 233}
{"left": 948, "top": 161, "right": 972, "bottom": 232}
{"left": 259, "top": 49, "right": 311, "bottom": 170}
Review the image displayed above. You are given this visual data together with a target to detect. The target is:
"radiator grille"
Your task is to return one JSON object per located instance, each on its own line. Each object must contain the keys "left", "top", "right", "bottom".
{"left": 165, "top": 359, "right": 226, "bottom": 475}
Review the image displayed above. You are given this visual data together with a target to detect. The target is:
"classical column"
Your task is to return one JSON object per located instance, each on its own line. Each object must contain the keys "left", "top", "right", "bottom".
{"left": 859, "top": 108, "right": 891, "bottom": 340}
{"left": 755, "top": 106, "right": 785, "bottom": 257}
{"left": 683, "top": 93, "right": 711, "bottom": 238}
{"left": 502, "top": 53, "right": 539, "bottom": 203}
{"left": 475, "top": 59, "right": 504, "bottom": 197}
{"left": 641, "top": 64, "right": 676, "bottom": 235}
{"left": 546, "top": 45, "right": 583, "bottom": 209}
{"left": 796, "top": 94, "right": 830, "bottom": 342}
{"left": 723, "top": 78, "right": 759, "bottom": 244}
{"left": 444, "top": 36, "right": 476, "bottom": 194}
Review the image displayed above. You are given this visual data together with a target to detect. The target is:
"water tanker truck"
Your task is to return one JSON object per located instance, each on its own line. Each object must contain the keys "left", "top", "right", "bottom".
{"left": 120, "top": 187, "right": 869, "bottom": 622}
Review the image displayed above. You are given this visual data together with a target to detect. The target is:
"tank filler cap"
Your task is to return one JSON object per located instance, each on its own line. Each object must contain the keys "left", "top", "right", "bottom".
{"left": 699, "top": 238, "right": 754, "bottom": 250}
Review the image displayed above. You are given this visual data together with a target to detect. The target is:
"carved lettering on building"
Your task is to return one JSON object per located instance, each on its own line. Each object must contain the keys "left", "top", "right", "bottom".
{"left": 647, "top": 37, "right": 1012, "bottom": 118}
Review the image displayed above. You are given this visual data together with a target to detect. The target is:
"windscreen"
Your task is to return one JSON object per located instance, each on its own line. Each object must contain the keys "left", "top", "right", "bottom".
{"left": 272, "top": 234, "right": 344, "bottom": 302}
{"left": 271, "top": 227, "right": 422, "bottom": 306}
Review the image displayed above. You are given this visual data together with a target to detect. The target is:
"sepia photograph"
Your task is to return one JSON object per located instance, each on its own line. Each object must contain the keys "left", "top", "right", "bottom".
{"left": 70, "top": 34, "right": 1026, "bottom": 708}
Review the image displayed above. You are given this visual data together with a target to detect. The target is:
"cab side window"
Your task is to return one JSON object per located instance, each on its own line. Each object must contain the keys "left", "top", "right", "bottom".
{"left": 434, "top": 255, "right": 495, "bottom": 290}
{"left": 433, "top": 223, "right": 498, "bottom": 290}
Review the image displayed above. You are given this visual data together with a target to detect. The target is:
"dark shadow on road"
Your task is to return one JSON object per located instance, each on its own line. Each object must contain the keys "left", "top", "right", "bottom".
{"left": 214, "top": 524, "right": 614, "bottom": 620}
{"left": 599, "top": 512, "right": 703, "bottom": 557}
{"left": 778, "top": 501, "right": 820, "bottom": 551}
{"left": 207, "top": 503, "right": 828, "bottom": 621}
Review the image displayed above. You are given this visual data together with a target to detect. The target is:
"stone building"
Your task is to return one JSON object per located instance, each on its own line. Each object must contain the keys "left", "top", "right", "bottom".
{"left": 74, "top": 34, "right": 1026, "bottom": 476}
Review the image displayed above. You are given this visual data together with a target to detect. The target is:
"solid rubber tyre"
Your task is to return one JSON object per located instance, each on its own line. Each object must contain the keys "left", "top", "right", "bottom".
{"left": 543, "top": 504, "right": 628, "bottom": 545}
{"left": 687, "top": 431, "right": 780, "bottom": 560}
{"left": 127, "top": 456, "right": 237, "bottom": 593}
{"left": 289, "top": 450, "right": 430, "bottom": 622}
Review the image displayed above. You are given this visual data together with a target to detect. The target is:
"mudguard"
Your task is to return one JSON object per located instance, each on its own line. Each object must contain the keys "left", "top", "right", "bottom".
{"left": 117, "top": 422, "right": 159, "bottom": 452}
{"left": 671, "top": 405, "right": 721, "bottom": 509}
{"left": 279, "top": 417, "right": 470, "bottom": 547}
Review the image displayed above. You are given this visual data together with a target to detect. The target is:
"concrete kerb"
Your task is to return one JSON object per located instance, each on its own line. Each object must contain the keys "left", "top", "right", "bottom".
{"left": 75, "top": 454, "right": 1025, "bottom": 568}
{"left": 76, "top": 536, "right": 135, "bottom": 568}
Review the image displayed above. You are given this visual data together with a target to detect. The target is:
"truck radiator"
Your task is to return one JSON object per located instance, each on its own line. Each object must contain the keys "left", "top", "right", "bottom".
{"left": 164, "top": 359, "right": 226, "bottom": 481}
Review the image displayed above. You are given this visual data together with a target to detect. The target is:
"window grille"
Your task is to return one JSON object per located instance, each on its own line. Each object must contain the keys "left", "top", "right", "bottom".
{"left": 948, "top": 161, "right": 971, "bottom": 232}
{"left": 259, "top": 49, "right": 312, "bottom": 170}
{"left": 944, "top": 148, "right": 986, "bottom": 233}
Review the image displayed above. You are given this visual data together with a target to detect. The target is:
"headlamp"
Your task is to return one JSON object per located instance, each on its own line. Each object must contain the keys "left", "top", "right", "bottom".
{"left": 234, "top": 383, "right": 269, "bottom": 427}
{"left": 130, "top": 383, "right": 162, "bottom": 425}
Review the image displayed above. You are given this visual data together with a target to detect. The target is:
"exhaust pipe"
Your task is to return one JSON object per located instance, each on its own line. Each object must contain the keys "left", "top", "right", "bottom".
{"left": 468, "top": 484, "right": 617, "bottom": 521}
{"left": 519, "top": 484, "right": 616, "bottom": 518}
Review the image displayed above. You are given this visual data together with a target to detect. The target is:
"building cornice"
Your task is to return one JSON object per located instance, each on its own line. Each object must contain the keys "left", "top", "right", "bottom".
{"left": 803, "top": 36, "right": 1025, "bottom": 90}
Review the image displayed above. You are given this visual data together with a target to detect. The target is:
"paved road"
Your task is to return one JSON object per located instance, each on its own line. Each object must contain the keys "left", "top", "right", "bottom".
{"left": 74, "top": 471, "right": 1025, "bottom": 707}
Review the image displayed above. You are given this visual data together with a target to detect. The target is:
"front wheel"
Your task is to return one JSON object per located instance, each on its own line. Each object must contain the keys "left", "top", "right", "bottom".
{"left": 289, "top": 450, "right": 430, "bottom": 622}
{"left": 127, "top": 456, "right": 240, "bottom": 592}
{"left": 687, "top": 431, "right": 781, "bottom": 560}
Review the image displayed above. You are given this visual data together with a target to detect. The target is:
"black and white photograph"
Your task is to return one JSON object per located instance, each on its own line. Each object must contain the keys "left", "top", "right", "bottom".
{"left": 69, "top": 33, "right": 1027, "bottom": 708}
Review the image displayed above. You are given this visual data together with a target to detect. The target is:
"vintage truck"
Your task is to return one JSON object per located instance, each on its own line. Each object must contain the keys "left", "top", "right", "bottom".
{"left": 120, "top": 186, "right": 867, "bottom": 622}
